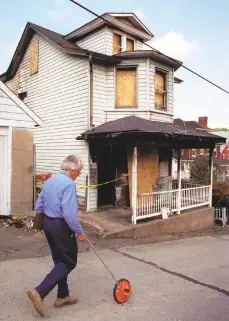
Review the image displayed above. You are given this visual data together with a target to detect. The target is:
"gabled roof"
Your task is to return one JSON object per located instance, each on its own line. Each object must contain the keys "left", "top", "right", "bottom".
{"left": 78, "top": 115, "right": 226, "bottom": 143}
{"left": 116, "top": 50, "right": 183, "bottom": 71}
{"left": 0, "top": 81, "right": 43, "bottom": 128}
{"left": 65, "top": 13, "right": 153, "bottom": 42}
{"left": 0, "top": 22, "right": 120, "bottom": 82}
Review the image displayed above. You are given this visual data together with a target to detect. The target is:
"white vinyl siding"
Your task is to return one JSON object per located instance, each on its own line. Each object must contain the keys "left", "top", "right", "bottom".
{"left": 0, "top": 88, "right": 36, "bottom": 128}
{"left": 7, "top": 34, "right": 90, "bottom": 198}
{"left": 76, "top": 27, "right": 113, "bottom": 56}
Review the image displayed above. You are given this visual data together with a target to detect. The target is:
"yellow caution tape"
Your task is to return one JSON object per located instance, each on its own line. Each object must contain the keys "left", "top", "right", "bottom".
{"left": 36, "top": 174, "right": 128, "bottom": 190}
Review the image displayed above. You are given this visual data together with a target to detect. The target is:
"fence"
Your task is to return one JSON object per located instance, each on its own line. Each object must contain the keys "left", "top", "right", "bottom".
{"left": 136, "top": 185, "right": 211, "bottom": 222}
{"left": 214, "top": 207, "right": 227, "bottom": 226}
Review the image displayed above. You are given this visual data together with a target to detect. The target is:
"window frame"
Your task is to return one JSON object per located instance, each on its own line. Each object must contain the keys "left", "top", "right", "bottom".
{"left": 155, "top": 68, "right": 168, "bottom": 110}
{"left": 192, "top": 149, "right": 196, "bottom": 157}
{"left": 115, "top": 65, "right": 138, "bottom": 108}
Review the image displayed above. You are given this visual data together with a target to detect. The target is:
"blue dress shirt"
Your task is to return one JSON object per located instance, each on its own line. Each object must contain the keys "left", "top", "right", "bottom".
{"left": 35, "top": 170, "right": 83, "bottom": 236}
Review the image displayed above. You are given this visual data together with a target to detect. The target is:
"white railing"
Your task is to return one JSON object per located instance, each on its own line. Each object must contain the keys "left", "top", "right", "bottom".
{"left": 180, "top": 186, "right": 211, "bottom": 210}
{"left": 136, "top": 185, "right": 211, "bottom": 221}
{"left": 215, "top": 207, "right": 227, "bottom": 226}
{"left": 137, "top": 189, "right": 179, "bottom": 219}
{"left": 172, "top": 181, "right": 202, "bottom": 190}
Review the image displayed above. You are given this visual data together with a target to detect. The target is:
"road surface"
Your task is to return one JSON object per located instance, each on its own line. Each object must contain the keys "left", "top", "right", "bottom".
{"left": 0, "top": 233, "right": 229, "bottom": 320}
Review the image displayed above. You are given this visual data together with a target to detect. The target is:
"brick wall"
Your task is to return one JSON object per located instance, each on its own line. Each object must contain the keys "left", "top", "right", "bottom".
{"left": 11, "top": 128, "right": 34, "bottom": 216}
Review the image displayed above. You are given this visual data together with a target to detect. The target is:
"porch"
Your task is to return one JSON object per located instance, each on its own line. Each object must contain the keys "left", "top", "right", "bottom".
{"left": 77, "top": 115, "right": 226, "bottom": 225}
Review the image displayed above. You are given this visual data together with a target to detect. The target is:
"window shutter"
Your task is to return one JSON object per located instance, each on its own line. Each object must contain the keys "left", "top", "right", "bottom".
{"left": 113, "top": 34, "right": 122, "bottom": 54}
{"left": 116, "top": 69, "right": 137, "bottom": 107}
{"left": 30, "top": 40, "right": 39, "bottom": 75}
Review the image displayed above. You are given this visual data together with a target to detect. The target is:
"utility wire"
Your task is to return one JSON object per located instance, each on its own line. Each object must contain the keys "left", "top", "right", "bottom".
{"left": 69, "top": 0, "right": 229, "bottom": 95}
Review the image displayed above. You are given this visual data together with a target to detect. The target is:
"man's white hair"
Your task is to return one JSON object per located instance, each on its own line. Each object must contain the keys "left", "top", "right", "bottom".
{"left": 61, "top": 155, "right": 84, "bottom": 171}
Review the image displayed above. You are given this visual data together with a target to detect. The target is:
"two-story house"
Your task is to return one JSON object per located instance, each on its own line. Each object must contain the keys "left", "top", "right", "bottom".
{"left": 1, "top": 13, "right": 225, "bottom": 223}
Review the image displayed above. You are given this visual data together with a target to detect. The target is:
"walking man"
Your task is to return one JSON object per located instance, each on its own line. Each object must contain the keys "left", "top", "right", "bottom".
{"left": 27, "top": 155, "right": 86, "bottom": 317}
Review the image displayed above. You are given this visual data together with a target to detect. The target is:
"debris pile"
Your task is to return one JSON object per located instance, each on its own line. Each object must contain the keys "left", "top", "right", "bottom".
{"left": 0, "top": 215, "right": 35, "bottom": 231}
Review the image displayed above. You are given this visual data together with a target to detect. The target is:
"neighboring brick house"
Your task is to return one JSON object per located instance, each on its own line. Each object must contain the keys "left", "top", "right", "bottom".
{"left": 0, "top": 81, "right": 43, "bottom": 216}
{"left": 1, "top": 13, "right": 225, "bottom": 223}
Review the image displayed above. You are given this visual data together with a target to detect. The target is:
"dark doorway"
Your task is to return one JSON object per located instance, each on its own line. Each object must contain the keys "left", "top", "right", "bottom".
{"left": 98, "top": 145, "right": 116, "bottom": 207}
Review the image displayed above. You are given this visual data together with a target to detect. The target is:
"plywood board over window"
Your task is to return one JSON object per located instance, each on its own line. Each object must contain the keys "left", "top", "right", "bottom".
{"left": 30, "top": 40, "right": 39, "bottom": 75}
{"left": 116, "top": 67, "right": 137, "bottom": 107}
{"left": 126, "top": 38, "right": 134, "bottom": 51}
{"left": 128, "top": 146, "right": 159, "bottom": 206}
{"left": 113, "top": 33, "right": 122, "bottom": 54}
{"left": 155, "top": 71, "right": 167, "bottom": 109}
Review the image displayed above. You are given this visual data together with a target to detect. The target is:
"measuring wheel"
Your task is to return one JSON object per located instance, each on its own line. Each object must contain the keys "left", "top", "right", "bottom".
{"left": 113, "top": 279, "right": 132, "bottom": 304}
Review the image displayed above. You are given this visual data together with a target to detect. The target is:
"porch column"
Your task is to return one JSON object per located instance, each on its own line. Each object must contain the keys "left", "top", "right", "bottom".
{"left": 132, "top": 146, "right": 138, "bottom": 224}
{"left": 177, "top": 148, "right": 182, "bottom": 214}
{"left": 208, "top": 147, "right": 214, "bottom": 207}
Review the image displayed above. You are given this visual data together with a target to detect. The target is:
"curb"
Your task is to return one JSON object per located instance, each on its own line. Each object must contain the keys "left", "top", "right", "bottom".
{"left": 79, "top": 219, "right": 105, "bottom": 238}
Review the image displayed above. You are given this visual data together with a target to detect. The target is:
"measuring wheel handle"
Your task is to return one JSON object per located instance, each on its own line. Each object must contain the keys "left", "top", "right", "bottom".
{"left": 113, "top": 279, "right": 132, "bottom": 304}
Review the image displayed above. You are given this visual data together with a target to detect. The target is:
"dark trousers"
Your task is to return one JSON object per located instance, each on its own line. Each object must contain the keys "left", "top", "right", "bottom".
{"left": 36, "top": 215, "right": 78, "bottom": 299}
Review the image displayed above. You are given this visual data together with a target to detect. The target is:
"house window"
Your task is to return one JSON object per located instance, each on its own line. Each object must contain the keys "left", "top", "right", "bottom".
{"left": 155, "top": 70, "right": 167, "bottom": 109}
{"left": 113, "top": 33, "right": 122, "bottom": 54}
{"left": 192, "top": 149, "right": 196, "bottom": 157}
{"left": 214, "top": 148, "right": 217, "bottom": 157}
{"left": 30, "top": 39, "right": 39, "bottom": 75}
{"left": 116, "top": 67, "right": 137, "bottom": 108}
{"left": 222, "top": 154, "right": 224, "bottom": 159}
{"left": 200, "top": 149, "right": 204, "bottom": 155}
{"left": 126, "top": 38, "right": 134, "bottom": 51}
{"left": 181, "top": 149, "right": 184, "bottom": 156}
{"left": 181, "top": 162, "right": 185, "bottom": 171}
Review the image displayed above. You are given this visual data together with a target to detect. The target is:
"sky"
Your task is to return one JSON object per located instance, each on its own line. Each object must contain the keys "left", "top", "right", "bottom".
{"left": 0, "top": 0, "right": 229, "bottom": 127}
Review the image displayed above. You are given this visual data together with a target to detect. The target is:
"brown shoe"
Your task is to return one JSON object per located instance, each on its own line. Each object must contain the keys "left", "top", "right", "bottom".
{"left": 54, "top": 296, "right": 78, "bottom": 308}
{"left": 27, "top": 289, "right": 45, "bottom": 317}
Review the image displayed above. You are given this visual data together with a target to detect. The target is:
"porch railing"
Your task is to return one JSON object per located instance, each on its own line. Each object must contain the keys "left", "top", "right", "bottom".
{"left": 172, "top": 181, "right": 203, "bottom": 190}
{"left": 136, "top": 185, "right": 211, "bottom": 221}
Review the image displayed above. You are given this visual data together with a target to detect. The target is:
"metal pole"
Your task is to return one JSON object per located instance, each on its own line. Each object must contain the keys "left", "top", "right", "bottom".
{"left": 86, "top": 238, "right": 118, "bottom": 284}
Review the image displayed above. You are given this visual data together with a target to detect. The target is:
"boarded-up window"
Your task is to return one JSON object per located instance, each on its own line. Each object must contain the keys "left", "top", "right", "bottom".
{"left": 113, "top": 33, "right": 122, "bottom": 54}
{"left": 116, "top": 67, "right": 137, "bottom": 108}
{"left": 126, "top": 38, "right": 134, "bottom": 51}
{"left": 155, "top": 70, "right": 167, "bottom": 109}
{"left": 30, "top": 40, "right": 39, "bottom": 75}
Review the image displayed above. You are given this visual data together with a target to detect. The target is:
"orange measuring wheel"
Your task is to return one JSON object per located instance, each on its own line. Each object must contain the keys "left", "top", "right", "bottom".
{"left": 113, "top": 279, "right": 132, "bottom": 304}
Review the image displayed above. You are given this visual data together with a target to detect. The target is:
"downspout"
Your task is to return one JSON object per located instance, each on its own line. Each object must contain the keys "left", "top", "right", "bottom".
{"left": 86, "top": 54, "right": 93, "bottom": 212}
{"left": 89, "top": 54, "right": 93, "bottom": 129}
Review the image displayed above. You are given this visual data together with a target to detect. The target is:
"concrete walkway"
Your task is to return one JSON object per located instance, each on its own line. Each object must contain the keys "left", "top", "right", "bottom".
{"left": 1, "top": 235, "right": 229, "bottom": 320}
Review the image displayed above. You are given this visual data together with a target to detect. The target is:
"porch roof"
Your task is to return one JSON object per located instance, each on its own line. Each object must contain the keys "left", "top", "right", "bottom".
{"left": 77, "top": 116, "right": 226, "bottom": 145}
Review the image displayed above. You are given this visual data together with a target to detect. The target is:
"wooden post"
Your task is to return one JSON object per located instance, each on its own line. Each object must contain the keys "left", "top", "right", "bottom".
{"left": 209, "top": 147, "right": 214, "bottom": 207}
{"left": 177, "top": 148, "right": 182, "bottom": 214}
{"left": 132, "top": 146, "right": 138, "bottom": 224}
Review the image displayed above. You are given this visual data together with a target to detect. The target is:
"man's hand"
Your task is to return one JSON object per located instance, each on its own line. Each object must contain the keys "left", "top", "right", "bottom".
{"left": 76, "top": 234, "right": 87, "bottom": 241}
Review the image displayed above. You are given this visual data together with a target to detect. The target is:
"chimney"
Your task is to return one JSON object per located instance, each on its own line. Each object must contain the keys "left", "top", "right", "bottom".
{"left": 198, "top": 116, "right": 208, "bottom": 128}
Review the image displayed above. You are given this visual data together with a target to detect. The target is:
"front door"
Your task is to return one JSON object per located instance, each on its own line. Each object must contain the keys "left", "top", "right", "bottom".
{"left": 0, "top": 127, "right": 8, "bottom": 216}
